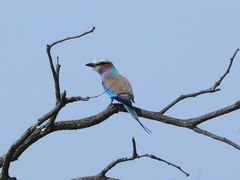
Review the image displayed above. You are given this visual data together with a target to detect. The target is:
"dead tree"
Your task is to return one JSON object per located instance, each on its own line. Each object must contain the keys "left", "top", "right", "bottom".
{"left": 0, "top": 27, "right": 239, "bottom": 180}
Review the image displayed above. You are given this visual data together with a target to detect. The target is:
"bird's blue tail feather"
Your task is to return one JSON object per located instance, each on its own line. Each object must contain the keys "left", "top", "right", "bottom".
{"left": 123, "top": 104, "right": 151, "bottom": 134}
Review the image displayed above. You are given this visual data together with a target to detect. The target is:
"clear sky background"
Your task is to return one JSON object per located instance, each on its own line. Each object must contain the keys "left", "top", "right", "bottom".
{"left": 1, "top": 1, "right": 240, "bottom": 180}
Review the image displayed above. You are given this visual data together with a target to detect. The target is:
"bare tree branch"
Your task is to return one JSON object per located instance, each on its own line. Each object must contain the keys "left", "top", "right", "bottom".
{"left": 53, "top": 101, "right": 240, "bottom": 150}
{"left": 71, "top": 176, "right": 118, "bottom": 180}
{"left": 212, "top": 48, "right": 239, "bottom": 88}
{"left": 46, "top": 26, "right": 95, "bottom": 102}
{"left": 192, "top": 126, "right": 240, "bottom": 149}
{"left": 1, "top": 98, "right": 240, "bottom": 171}
{"left": 0, "top": 124, "right": 38, "bottom": 180}
{"left": 72, "top": 138, "right": 189, "bottom": 180}
{"left": 48, "top": 27, "right": 95, "bottom": 48}
{"left": 160, "top": 48, "right": 240, "bottom": 114}
{"left": 46, "top": 45, "right": 61, "bottom": 102}
{"left": 190, "top": 100, "right": 240, "bottom": 126}
{"left": 138, "top": 154, "right": 189, "bottom": 176}
{"left": 0, "top": 93, "right": 71, "bottom": 180}
{"left": 132, "top": 137, "right": 138, "bottom": 157}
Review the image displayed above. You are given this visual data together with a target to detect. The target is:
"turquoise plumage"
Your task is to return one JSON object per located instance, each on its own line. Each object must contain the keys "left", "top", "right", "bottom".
{"left": 86, "top": 60, "right": 151, "bottom": 134}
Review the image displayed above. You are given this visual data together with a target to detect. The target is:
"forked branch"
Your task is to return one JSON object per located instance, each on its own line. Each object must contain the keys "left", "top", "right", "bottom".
{"left": 0, "top": 27, "right": 96, "bottom": 180}
{"left": 160, "top": 48, "right": 239, "bottom": 114}
{"left": 46, "top": 26, "right": 95, "bottom": 102}
{"left": 71, "top": 138, "right": 189, "bottom": 180}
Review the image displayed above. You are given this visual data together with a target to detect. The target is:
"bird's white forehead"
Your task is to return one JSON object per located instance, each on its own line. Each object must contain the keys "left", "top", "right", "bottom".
{"left": 92, "top": 59, "right": 110, "bottom": 64}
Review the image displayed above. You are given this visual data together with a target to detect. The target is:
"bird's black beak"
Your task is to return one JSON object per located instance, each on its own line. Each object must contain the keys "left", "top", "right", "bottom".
{"left": 85, "top": 63, "right": 95, "bottom": 67}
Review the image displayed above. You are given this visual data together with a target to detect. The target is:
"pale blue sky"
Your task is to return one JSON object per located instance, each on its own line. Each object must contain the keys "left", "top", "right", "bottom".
{"left": 1, "top": 1, "right": 240, "bottom": 180}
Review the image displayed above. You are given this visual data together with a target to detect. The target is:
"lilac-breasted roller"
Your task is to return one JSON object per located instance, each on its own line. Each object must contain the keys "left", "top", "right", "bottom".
{"left": 86, "top": 60, "right": 151, "bottom": 134}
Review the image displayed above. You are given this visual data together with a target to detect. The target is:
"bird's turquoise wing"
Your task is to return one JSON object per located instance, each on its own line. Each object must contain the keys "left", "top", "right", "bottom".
{"left": 102, "top": 81, "right": 118, "bottom": 98}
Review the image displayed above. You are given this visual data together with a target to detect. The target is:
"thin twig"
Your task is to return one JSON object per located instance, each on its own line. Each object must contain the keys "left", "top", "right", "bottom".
{"left": 139, "top": 154, "right": 189, "bottom": 176}
{"left": 87, "top": 88, "right": 110, "bottom": 99}
{"left": 212, "top": 48, "right": 239, "bottom": 89}
{"left": 46, "top": 45, "right": 61, "bottom": 102}
{"left": 48, "top": 27, "right": 95, "bottom": 48}
{"left": 160, "top": 48, "right": 239, "bottom": 114}
{"left": 192, "top": 126, "right": 240, "bottom": 150}
{"left": 159, "top": 89, "right": 220, "bottom": 114}
{"left": 64, "top": 89, "right": 109, "bottom": 104}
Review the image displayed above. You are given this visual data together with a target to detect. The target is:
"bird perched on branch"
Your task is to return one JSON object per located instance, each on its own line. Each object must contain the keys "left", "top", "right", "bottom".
{"left": 86, "top": 60, "right": 151, "bottom": 134}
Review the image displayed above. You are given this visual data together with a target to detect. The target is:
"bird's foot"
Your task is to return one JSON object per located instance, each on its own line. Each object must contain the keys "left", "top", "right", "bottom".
{"left": 107, "top": 99, "right": 114, "bottom": 107}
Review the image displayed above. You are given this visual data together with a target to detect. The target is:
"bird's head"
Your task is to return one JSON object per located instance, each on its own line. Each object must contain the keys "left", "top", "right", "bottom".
{"left": 86, "top": 59, "right": 117, "bottom": 75}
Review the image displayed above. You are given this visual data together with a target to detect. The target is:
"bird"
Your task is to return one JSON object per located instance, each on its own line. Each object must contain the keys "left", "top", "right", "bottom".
{"left": 86, "top": 59, "right": 151, "bottom": 134}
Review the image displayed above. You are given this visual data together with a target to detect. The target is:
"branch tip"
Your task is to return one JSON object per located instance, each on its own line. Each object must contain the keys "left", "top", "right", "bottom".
{"left": 132, "top": 137, "right": 138, "bottom": 157}
{"left": 56, "top": 56, "right": 61, "bottom": 67}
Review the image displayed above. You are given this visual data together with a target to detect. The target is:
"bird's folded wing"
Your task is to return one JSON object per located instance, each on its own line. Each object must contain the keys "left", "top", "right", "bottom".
{"left": 103, "top": 75, "right": 134, "bottom": 104}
